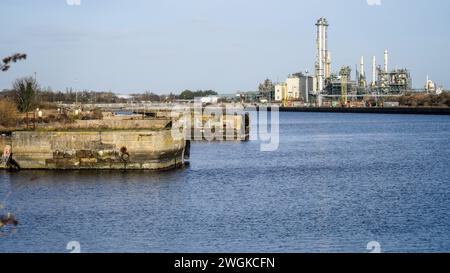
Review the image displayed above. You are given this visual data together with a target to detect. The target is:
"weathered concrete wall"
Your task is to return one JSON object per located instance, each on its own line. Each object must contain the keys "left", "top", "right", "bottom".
{"left": 187, "top": 115, "right": 249, "bottom": 141}
{"left": 173, "top": 112, "right": 249, "bottom": 142}
{"left": 2, "top": 130, "right": 187, "bottom": 170}
{"left": 0, "top": 135, "right": 11, "bottom": 150}
{"left": 0, "top": 136, "right": 11, "bottom": 148}
{"left": 38, "top": 119, "right": 170, "bottom": 131}
{"left": 131, "top": 107, "right": 250, "bottom": 141}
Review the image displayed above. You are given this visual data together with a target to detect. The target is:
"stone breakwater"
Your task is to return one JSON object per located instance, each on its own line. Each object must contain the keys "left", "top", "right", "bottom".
{"left": 1, "top": 129, "right": 189, "bottom": 171}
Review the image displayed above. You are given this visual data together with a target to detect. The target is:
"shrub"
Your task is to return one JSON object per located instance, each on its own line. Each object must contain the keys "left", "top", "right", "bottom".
{"left": 0, "top": 99, "right": 20, "bottom": 127}
{"left": 37, "top": 101, "right": 59, "bottom": 110}
{"left": 57, "top": 113, "right": 76, "bottom": 124}
{"left": 43, "top": 114, "right": 57, "bottom": 123}
{"left": 80, "top": 108, "right": 103, "bottom": 120}
{"left": 13, "top": 77, "right": 38, "bottom": 113}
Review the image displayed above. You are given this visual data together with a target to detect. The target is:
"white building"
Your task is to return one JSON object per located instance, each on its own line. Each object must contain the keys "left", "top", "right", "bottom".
{"left": 299, "top": 76, "right": 316, "bottom": 102}
{"left": 286, "top": 75, "right": 301, "bottom": 100}
{"left": 275, "top": 74, "right": 316, "bottom": 102}
{"left": 274, "top": 84, "right": 284, "bottom": 102}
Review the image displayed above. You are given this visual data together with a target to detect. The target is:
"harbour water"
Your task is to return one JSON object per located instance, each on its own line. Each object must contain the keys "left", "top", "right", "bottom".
{"left": 1, "top": 112, "right": 449, "bottom": 253}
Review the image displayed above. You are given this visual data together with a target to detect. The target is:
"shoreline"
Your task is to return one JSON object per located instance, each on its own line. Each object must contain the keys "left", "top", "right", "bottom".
{"left": 258, "top": 107, "right": 450, "bottom": 116}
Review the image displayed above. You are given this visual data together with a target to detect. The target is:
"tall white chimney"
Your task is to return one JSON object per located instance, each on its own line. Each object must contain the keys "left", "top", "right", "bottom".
{"left": 372, "top": 56, "right": 377, "bottom": 86}
{"left": 384, "top": 50, "right": 389, "bottom": 73}
{"left": 360, "top": 56, "right": 365, "bottom": 77}
{"left": 315, "top": 18, "right": 329, "bottom": 93}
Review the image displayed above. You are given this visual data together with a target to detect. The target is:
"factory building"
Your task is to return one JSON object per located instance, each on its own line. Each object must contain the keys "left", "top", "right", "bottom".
{"left": 264, "top": 17, "right": 424, "bottom": 107}
{"left": 326, "top": 67, "right": 358, "bottom": 98}
{"left": 274, "top": 73, "right": 315, "bottom": 103}
{"left": 425, "top": 76, "right": 443, "bottom": 95}
{"left": 368, "top": 50, "right": 412, "bottom": 94}
{"left": 299, "top": 74, "right": 316, "bottom": 102}
{"left": 274, "top": 83, "right": 286, "bottom": 102}
{"left": 313, "top": 18, "right": 413, "bottom": 103}
{"left": 286, "top": 75, "right": 301, "bottom": 100}
{"left": 374, "top": 68, "right": 412, "bottom": 94}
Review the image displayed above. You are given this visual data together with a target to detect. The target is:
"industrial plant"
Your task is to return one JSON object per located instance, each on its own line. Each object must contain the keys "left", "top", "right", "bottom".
{"left": 267, "top": 18, "right": 444, "bottom": 107}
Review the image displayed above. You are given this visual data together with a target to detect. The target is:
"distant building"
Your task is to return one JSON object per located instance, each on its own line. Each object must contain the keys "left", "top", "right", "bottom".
{"left": 117, "top": 94, "right": 132, "bottom": 100}
{"left": 325, "top": 67, "right": 358, "bottom": 96}
{"left": 274, "top": 73, "right": 315, "bottom": 102}
{"left": 274, "top": 83, "right": 285, "bottom": 102}
{"left": 297, "top": 74, "right": 316, "bottom": 101}
{"left": 375, "top": 68, "right": 412, "bottom": 95}
{"left": 286, "top": 75, "right": 301, "bottom": 100}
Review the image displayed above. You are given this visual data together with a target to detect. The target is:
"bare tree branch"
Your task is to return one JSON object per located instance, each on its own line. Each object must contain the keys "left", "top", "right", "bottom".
{"left": 1, "top": 53, "right": 27, "bottom": 72}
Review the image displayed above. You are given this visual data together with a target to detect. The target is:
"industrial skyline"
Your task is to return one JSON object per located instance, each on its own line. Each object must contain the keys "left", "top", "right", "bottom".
{"left": 269, "top": 16, "right": 429, "bottom": 108}
{"left": 0, "top": 0, "right": 449, "bottom": 93}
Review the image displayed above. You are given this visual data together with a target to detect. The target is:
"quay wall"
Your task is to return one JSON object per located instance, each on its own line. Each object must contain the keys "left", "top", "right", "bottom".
{"left": 0, "top": 135, "right": 10, "bottom": 149}
{"left": 2, "top": 129, "right": 188, "bottom": 170}
{"left": 276, "top": 107, "right": 450, "bottom": 115}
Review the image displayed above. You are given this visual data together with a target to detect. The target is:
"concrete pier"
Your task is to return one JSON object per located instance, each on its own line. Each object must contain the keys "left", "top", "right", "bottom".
{"left": 1, "top": 121, "right": 189, "bottom": 171}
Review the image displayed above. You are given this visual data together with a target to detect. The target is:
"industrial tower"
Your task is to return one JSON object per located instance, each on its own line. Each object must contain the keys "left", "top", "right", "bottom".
{"left": 315, "top": 17, "right": 329, "bottom": 94}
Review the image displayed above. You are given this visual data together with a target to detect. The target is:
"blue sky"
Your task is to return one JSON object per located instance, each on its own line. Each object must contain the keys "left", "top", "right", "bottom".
{"left": 1, "top": 0, "right": 449, "bottom": 93}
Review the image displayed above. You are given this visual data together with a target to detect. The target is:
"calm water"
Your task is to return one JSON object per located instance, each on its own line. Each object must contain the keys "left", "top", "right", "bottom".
{"left": 1, "top": 112, "right": 449, "bottom": 253}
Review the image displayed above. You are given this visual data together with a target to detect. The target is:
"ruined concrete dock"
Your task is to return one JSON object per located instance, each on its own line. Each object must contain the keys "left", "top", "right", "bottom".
{"left": 1, "top": 119, "right": 189, "bottom": 171}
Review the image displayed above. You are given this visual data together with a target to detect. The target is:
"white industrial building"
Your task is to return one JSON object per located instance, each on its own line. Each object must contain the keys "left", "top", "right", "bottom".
{"left": 286, "top": 75, "right": 301, "bottom": 100}
{"left": 274, "top": 84, "right": 283, "bottom": 102}
{"left": 274, "top": 74, "right": 316, "bottom": 103}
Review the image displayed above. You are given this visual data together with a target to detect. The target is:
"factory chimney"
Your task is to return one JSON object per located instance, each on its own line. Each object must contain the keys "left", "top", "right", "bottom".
{"left": 360, "top": 56, "right": 365, "bottom": 78}
{"left": 315, "top": 18, "right": 329, "bottom": 93}
{"left": 372, "top": 56, "right": 377, "bottom": 87}
{"left": 384, "top": 50, "right": 389, "bottom": 73}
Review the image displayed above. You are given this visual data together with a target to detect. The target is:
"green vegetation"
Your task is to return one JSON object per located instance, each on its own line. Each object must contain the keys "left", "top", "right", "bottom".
{"left": 130, "top": 91, "right": 162, "bottom": 102}
{"left": 13, "top": 77, "right": 38, "bottom": 113}
{"left": 179, "top": 90, "right": 218, "bottom": 100}
{"left": 38, "top": 89, "right": 125, "bottom": 104}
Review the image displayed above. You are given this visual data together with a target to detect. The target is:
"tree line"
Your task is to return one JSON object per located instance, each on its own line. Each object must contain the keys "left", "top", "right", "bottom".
{"left": 384, "top": 93, "right": 450, "bottom": 108}
{"left": 179, "top": 90, "right": 218, "bottom": 100}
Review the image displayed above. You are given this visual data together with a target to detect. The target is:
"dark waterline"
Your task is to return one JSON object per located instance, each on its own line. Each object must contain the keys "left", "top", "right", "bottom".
{"left": 1, "top": 112, "right": 449, "bottom": 253}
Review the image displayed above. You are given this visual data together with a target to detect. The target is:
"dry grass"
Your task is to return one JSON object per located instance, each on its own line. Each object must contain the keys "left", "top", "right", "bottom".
{"left": 386, "top": 92, "right": 450, "bottom": 107}
{"left": 0, "top": 98, "right": 19, "bottom": 127}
